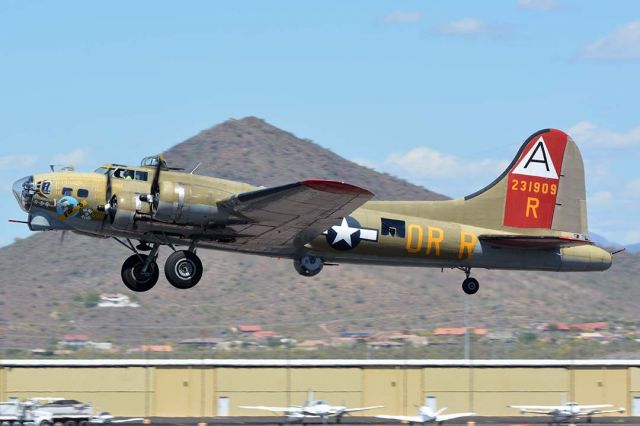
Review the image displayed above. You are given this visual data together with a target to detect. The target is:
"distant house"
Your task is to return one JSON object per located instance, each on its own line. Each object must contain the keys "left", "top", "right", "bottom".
{"left": 540, "top": 322, "right": 570, "bottom": 332}
{"left": 179, "top": 338, "right": 223, "bottom": 349}
{"left": 237, "top": 325, "right": 263, "bottom": 335}
{"left": 252, "top": 330, "right": 282, "bottom": 341}
{"left": 434, "top": 327, "right": 487, "bottom": 336}
{"left": 487, "top": 330, "right": 516, "bottom": 342}
{"left": 340, "top": 331, "right": 370, "bottom": 342}
{"left": 371, "top": 331, "right": 427, "bottom": 346}
{"left": 577, "top": 332, "right": 604, "bottom": 340}
{"left": 141, "top": 345, "right": 173, "bottom": 352}
{"left": 367, "top": 341, "right": 404, "bottom": 349}
{"left": 98, "top": 293, "right": 139, "bottom": 308}
{"left": 87, "top": 341, "right": 114, "bottom": 351}
{"left": 571, "top": 322, "right": 608, "bottom": 332}
{"left": 61, "top": 334, "right": 89, "bottom": 347}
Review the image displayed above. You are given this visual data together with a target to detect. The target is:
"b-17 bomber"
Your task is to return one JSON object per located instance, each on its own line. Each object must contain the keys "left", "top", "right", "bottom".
{"left": 11, "top": 128, "right": 612, "bottom": 294}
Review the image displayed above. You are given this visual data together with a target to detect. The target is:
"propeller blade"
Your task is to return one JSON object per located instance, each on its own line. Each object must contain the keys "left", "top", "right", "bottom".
{"left": 60, "top": 230, "right": 67, "bottom": 245}
{"left": 106, "top": 168, "right": 112, "bottom": 203}
{"left": 150, "top": 155, "right": 164, "bottom": 198}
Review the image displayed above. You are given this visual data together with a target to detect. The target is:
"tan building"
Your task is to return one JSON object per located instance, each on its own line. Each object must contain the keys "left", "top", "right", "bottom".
{"left": 1, "top": 359, "right": 639, "bottom": 418}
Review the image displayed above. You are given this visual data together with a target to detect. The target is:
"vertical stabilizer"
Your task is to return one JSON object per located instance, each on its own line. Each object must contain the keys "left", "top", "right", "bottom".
{"left": 464, "top": 129, "right": 588, "bottom": 234}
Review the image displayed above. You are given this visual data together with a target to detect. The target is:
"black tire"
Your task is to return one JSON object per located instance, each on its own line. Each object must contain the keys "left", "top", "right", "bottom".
{"left": 164, "top": 250, "right": 203, "bottom": 289}
{"left": 39, "top": 422, "right": 52, "bottom": 426}
{"left": 65, "top": 421, "right": 76, "bottom": 426}
{"left": 121, "top": 254, "right": 159, "bottom": 292}
{"left": 462, "top": 277, "right": 480, "bottom": 295}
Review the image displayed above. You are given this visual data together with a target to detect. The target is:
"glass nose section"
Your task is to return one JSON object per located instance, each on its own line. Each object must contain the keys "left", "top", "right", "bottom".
{"left": 12, "top": 175, "right": 35, "bottom": 212}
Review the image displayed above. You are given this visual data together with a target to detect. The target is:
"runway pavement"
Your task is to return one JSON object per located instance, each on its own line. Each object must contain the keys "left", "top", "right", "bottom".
{"left": 136, "top": 416, "right": 638, "bottom": 426}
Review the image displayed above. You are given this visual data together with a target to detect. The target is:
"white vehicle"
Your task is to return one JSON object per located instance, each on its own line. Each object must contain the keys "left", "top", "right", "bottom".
{"left": 240, "top": 391, "right": 383, "bottom": 423}
{"left": 509, "top": 401, "right": 625, "bottom": 424}
{"left": 376, "top": 406, "right": 474, "bottom": 425}
{"left": 0, "top": 398, "right": 54, "bottom": 426}
{"left": 27, "top": 399, "right": 141, "bottom": 425}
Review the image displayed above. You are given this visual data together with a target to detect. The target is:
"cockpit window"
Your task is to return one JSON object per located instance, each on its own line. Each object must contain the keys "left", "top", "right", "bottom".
{"left": 111, "top": 168, "right": 135, "bottom": 179}
{"left": 94, "top": 167, "right": 108, "bottom": 175}
{"left": 135, "top": 171, "right": 148, "bottom": 181}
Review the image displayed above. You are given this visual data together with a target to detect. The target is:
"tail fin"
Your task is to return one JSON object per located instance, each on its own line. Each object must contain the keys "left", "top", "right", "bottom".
{"left": 464, "top": 128, "right": 587, "bottom": 234}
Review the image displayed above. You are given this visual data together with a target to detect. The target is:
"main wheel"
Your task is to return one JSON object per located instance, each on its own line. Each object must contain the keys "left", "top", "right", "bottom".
{"left": 121, "top": 254, "right": 159, "bottom": 292}
{"left": 164, "top": 250, "right": 203, "bottom": 289}
{"left": 462, "top": 277, "right": 479, "bottom": 295}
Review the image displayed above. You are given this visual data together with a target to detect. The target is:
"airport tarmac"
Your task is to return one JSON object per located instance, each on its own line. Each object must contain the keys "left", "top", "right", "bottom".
{"left": 139, "top": 417, "right": 639, "bottom": 426}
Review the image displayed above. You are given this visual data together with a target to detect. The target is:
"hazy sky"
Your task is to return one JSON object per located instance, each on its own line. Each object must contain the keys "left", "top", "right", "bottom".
{"left": 2, "top": 0, "right": 639, "bottom": 246}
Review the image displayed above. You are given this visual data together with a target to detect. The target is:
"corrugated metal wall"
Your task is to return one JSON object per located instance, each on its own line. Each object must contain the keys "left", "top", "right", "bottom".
{"left": 0, "top": 364, "right": 638, "bottom": 417}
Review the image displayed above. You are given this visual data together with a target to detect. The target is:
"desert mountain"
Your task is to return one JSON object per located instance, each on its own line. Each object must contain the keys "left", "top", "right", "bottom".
{"left": 0, "top": 117, "right": 637, "bottom": 353}
{"left": 163, "top": 117, "right": 447, "bottom": 200}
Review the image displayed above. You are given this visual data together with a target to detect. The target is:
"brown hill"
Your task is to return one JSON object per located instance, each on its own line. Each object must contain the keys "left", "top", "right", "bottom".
{"left": 0, "top": 117, "right": 637, "bottom": 354}
{"left": 162, "top": 117, "right": 447, "bottom": 200}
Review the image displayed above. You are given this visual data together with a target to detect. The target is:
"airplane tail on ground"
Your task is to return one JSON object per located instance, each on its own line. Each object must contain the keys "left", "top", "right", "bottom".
{"left": 461, "top": 128, "right": 587, "bottom": 235}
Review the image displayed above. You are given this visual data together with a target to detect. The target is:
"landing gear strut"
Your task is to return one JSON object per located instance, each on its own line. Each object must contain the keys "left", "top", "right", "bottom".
{"left": 164, "top": 250, "right": 203, "bottom": 289}
{"left": 121, "top": 248, "right": 160, "bottom": 292}
{"left": 460, "top": 267, "right": 479, "bottom": 295}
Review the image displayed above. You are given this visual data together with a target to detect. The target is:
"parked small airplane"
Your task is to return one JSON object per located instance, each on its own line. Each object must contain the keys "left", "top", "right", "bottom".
{"left": 509, "top": 401, "right": 624, "bottom": 424}
{"left": 376, "top": 406, "right": 475, "bottom": 425}
{"left": 11, "top": 128, "right": 613, "bottom": 293}
{"left": 240, "top": 392, "right": 382, "bottom": 423}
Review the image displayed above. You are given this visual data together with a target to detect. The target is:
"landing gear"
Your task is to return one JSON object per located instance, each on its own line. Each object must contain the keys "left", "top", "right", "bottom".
{"left": 293, "top": 255, "right": 324, "bottom": 277}
{"left": 462, "top": 277, "right": 479, "bottom": 294}
{"left": 121, "top": 254, "right": 159, "bottom": 292}
{"left": 459, "top": 267, "right": 479, "bottom": 295}
{"left": 164, "top": 250, "right": 203, "bottom": 289}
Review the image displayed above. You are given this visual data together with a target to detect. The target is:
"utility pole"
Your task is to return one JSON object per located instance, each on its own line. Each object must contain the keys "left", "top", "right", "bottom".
{"left": 464, "top": 295, "right": 470, "bottom": 360}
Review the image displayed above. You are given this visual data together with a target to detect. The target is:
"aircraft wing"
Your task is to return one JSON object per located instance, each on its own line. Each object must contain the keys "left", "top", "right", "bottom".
{"left": 375, "top": 415, "right": 424, "bottom": 423}
{"left": 341, "top": 405, "right": 384, "bottom": 414}
{"left": 239, "top": 405, "right": 297, "bottom": 414}
{"left": 509, "top": 405, "right": 558, "bottom": 414}
{"left": 436, "top": 412, "right": 475, "bottom": 422}
{"left": 583, "top": 408, "right": 623, "bottom": 415}
{"left": 217, "top": 179, "right": 374, "bottom": 254}
{"left": 479, "top": 235, "right": 591, "bottom": 249}
{"left": 578, "top": 404, "right": 613, "bottom": 410}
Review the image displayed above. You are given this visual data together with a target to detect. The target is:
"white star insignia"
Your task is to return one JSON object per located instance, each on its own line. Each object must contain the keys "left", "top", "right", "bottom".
{"left": 331, "top": 218, "right": 359, "bottom": 247}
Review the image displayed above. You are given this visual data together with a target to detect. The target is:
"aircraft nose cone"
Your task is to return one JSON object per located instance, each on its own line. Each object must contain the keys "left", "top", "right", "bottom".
{"left": 12, "top": 175, "right": 34, "bottom": 212}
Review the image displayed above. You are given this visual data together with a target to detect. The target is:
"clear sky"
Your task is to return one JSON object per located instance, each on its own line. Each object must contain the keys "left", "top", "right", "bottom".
{"left": 2, "top": 0, "right": 639, "bottom": 246}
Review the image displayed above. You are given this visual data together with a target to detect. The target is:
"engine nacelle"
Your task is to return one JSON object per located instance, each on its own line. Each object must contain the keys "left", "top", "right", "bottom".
{"left": 110, "top": 192, "right": 149, "bottom": 231}
{"left": 153, "top": 181, "right": 219, "bottom": 226}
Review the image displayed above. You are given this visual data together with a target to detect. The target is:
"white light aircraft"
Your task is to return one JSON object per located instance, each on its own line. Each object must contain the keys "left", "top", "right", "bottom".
{"left": 240, "top": 392, "right": 383, "bottom": 424}
{"left": 509, "top": 402, "right": 624, "bottom": 424}
{"left": 376, "top": 406, "right": 475, "bottom": 425}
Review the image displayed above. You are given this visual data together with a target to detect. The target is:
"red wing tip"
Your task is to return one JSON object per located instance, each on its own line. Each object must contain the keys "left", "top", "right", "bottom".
{"left": 301, "top": 179, "right": 374, "bottom": 196}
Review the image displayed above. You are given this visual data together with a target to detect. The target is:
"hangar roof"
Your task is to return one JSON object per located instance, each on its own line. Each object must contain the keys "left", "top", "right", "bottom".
{"left": 1, "top": 359, "right": 639, "bottom": 367}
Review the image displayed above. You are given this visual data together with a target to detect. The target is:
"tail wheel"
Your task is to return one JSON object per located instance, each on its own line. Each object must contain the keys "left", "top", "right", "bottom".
{"left": 121, "top": 254, "right": 159, "bottom": 292}
{"left": 164, "top": 250, "right": 203, "bottom": 289}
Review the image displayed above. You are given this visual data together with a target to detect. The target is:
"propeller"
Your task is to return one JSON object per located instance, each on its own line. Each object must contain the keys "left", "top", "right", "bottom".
{"left": 149, "top": 154, "right": 165, "bottom": 213}
{"left": 99, "top": 169, "right": 116, "bottom": 227}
